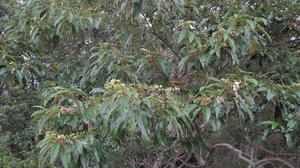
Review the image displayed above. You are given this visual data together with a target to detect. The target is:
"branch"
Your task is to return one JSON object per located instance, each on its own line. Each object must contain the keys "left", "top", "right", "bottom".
{"left": 143, "top": 14, "right": 181, "bottom": 61}
{"left": 248, "top": 144, "right": 257, "bottom": 168}
{"left": 204, "top": 143, "right": 254, "bottom": 168}
{"left": 256, "top": 158, "right": 295, "bottom": 168}
{"left": 204, "top": 143, "right": 295, "bottom": 168}
{"left": 213, "top": 143, "right": 254, "bottom": 166}
{"left": 252, "top": 143, "right": 300, "bottom": 157}
{"left": 152, "top": 155, "right": 164, "bottom": 168}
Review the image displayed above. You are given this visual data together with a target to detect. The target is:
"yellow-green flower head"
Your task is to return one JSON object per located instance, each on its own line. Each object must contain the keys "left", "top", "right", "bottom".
{"left": 99, "top": 42, "right": 110, "bottom": 48}
{"left": 140, "top": 48, "right": 150, "bottom": 53}
{"left": 220, "top": 78, "right": 229, "bottom": 83}
{"left": 186, "top": 20, "right": 196, "bottom": 24}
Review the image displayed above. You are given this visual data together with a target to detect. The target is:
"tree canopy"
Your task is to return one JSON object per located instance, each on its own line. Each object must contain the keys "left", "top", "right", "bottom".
{"left": 1, "top": 0, "right": 300, "bottom": 167}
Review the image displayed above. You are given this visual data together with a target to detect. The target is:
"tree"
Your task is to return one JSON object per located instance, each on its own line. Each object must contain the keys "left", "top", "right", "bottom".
{"left": 1, "top": 0, "right": 300, "bottom": 167}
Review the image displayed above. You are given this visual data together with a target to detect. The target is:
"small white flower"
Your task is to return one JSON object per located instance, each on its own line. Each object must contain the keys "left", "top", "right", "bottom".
{"left": 216, "top": 96, "right": 225, "bottom": 104}
{"left": 233, "top": 81, "right": 241, "bottom": 92}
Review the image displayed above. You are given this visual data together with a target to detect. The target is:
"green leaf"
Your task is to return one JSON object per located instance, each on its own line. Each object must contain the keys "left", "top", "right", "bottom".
{"left": 260, "top": 121, "right": 274, "bottom": 125}
{"left": 189, "top": 31, "right": 196, "bottom": 43}
{"left": 207, "top": 77, "right": 221, "bottom": 83}
{"left": 262, "top": 129, "right": 270, "bottom": 141}
{"left": 214, "top": 44, "right": 221, "bottom": 57}
{"left": 293, "top": 90, "right": 300, "bottom": 98}
{"left": 287, "top": 119, "right": 297, "bottom": 130}
{"left": 132, "top": 0, "right": 142, "bottom": 18}
{"left": 199, "top": 54, "right": 208, "bottom": 68}
{"left": 31, "top": 109, "right": 45, "bottom": 118}
{"left": 75, "top": 141, "right": 83, "bottom": 153}
{"left": 50, "top": 143, "right": 60, "bottom": 164}
{"left": 285, "top": 134, "right": 294, "bottom": 148}
{"left": 211, "top": 118, "right": 221, "bottom": 131}
{"left": 203, "top": 107, "right": 211, "bottom": 122}
{"left": 178, "top": 55, "right": 190, "bottom": 71}
{"left": 60, "top": 148, "right": 70, "bottom": 168}
{"left": 80, "top": 155, "right": 89, "bottom": 168}
{"left": 0, "top": 68, "right": 7, "bottom": 76}
{"left": 137, "top": 115, "right": 150, "bottom": 141}
{"left": 15, "top": 70, "right": 23, "bottom": 85}
{"left": 38, "top": 142, "right": 50, "bottom": 167}
{"left": 271, "top": 122, "right": 279, "bottom": 130}
{"left": 54, "top": 15, "right": 64, "bottom": 27}
{"left": 37, "top": 115, "right": 48, "bottom": 134}
{"left": 178, "top": 30, "right": 186, "bottom": 43}
{"left": 267, "top": 89, "right": 276, "bottom": 101}
{"left": 93, "top": 149, "right": 100, "bottom": 162}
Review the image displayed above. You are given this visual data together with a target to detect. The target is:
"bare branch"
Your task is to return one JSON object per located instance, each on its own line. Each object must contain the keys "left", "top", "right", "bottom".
{"left": 256, "top": 158, "right": 295, "bottom": 168}
{"left": 204, "top": 143, "right": 295, "bottom": 168}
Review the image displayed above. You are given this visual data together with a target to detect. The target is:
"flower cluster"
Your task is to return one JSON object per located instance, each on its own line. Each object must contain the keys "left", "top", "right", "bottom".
{"left": 177, "top": 19, "right": 196, "bottom": 25}
{"left": 69, "top": 133, "right": 81, "bottom": 141}
{"left": 140, "top": 48, "right": 150, "bottom": 54}
{"left": 166, "top": 87, "right": 180, "bottom": 92}
{"left": 216, "top": 96, "right": 225, "bottom": 104}
{"left": 186, "top": 20, "right": 196, "bottom": 25}
{"left": 45, "top": 131, "right": 84, "bottom": 144}
{"left": 104, "top": 79, "right": 127, "bottom": 97}
{"left": 99, "top": 42, "right": 110, "bottom": 48}
{"left": 195, "top": 96, "right": 212, "bottom": 106}
{"left": 220, "top": 78, "right": 230, "bottom": 83}
{"left": 103, "top": 80, "right": 183, "bottom": 110}
{"left": 153, "top": 85, "right": 164, "bottom": 92}
{"left": 45, "top": 131, "right": 68, "bottom": 144}
{"left": 218, "top": 28, "right": 226, "bottom": 33}
{"left": 104, "top": 79, "right": 122, "bottom": 89}
{"left": 105, "top": 79, "right": 180, "bottom": 96}
{"left": 132, "top": 83, "right": 148, "bottom": 97}
{"left": 151, "top": 85, "right": 180, "bottom": 93}
{"left": 232, "top": 81, "right": 241, "bottom": 92}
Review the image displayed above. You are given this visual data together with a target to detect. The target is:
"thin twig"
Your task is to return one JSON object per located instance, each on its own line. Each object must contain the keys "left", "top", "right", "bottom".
{"left": 205, "top": 143, "right": 255, "bottom": 168}
{"left": 204, "top": 143, "right": 296, "bottom": 168}
{"left": 248, "top": 144, "right": 257, "bottom": 168}
{"left": 256, "top": 157, "right": 295, "bottom": 168}
{"left": 252, "top": 143, "right": 300, "bottom": 157}
{"left": 143, "top": 13, "right": 181, "bottom": 61}
{"left": 152, "top": 155, "right": 164, "bottom": 168}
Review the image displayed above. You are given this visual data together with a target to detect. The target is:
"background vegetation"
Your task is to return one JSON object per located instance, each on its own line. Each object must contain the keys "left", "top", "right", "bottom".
{"left": 1, "top": 0, "right": 300, "bottom": 167}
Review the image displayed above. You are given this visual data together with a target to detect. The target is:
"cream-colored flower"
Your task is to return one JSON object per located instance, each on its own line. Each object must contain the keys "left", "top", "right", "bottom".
{"left": 216, "top": 96, "right": 225, "bottom": 104}
{"left": 186, "top": 20, "right": 196, "bottom": 24}
{"left": 220, "top": 78, "right": 229, "bottom": 83}
{"left": 232, "top": 81, "right": 241, "bottom": 92}
{"left": 99, "top": 42, "right": 110, "bottom": 48}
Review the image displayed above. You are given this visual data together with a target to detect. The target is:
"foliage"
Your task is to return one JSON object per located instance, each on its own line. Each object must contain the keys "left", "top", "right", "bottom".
{"left": 1, "top": 0, "right": 300, "bottom": 167}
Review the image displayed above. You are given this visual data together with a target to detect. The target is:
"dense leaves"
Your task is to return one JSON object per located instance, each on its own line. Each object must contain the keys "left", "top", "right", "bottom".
{"left": 1, "top": 0, "right": 300, "bottom": 167}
